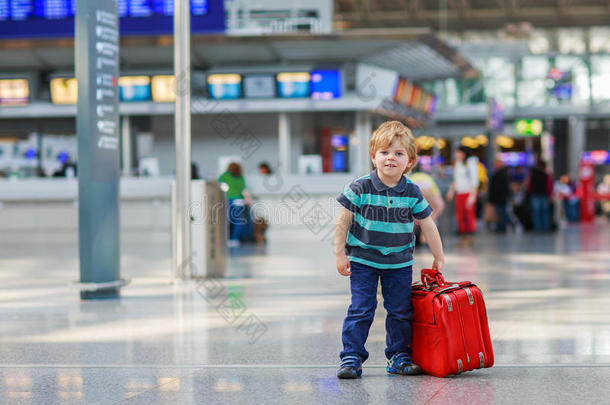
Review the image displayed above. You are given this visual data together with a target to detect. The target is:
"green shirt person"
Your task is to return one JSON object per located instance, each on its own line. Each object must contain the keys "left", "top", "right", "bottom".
{"left": 218, "top": 162, "right": 251, "bottom": 246}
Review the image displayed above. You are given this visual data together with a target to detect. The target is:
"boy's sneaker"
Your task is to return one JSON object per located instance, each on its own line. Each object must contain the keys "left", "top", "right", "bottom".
{"left": 386, "top": 353, "right": 422, "bottom": 375}
{"left": 337, "top": 355, "right": 362, "bottom": 379}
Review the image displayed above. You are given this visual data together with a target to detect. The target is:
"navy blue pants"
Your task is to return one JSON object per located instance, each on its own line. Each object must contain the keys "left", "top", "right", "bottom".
{"left": 530, "top": 195, "right": 550, "bottom": 231}
{"left": 228, "top": 198, "right": 246, "bottom": 241}
{"left": 340, "top": 261, "right": 413, "bottom": 362}
{"left": 494, "top": 203, "right": 510, "bottom": 232}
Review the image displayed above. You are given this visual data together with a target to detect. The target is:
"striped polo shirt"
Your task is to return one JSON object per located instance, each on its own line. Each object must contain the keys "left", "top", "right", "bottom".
{"left": 337, "top": 170, "right": 433, "bottom": 269}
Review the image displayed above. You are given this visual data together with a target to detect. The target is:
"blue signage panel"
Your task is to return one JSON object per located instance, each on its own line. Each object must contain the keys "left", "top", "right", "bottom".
{"left": 207, "top": 73, "right": 242, "bottom": 100}
{"left": 311, "top": 69, "right": 342, "bottom": 100}
{"left": 118, "top": 76, "right": 151, "bottom": 101}
{"left": 277, "top": 72, "right": 310, "bottom": 98}
{"left": 0, "top": 0, "right": 224, "bottom": 38}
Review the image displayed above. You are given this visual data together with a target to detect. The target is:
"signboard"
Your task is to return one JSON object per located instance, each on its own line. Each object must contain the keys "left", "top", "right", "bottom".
{"left": 75, "top": 0, "right": 122, "bottom": 299}
{"left": 51, "top": 75, "right": 157, "bottom": 103}
{"left": 311, "top": 70, "right": 342, "bottom": 100}
{"left": 0, "top": 0, "right": 224, "bottom": 38}
{"left": 515, "top": 119, "right": 543, "bottom": 136}
{"left": 243, "top": 74, "right": 276, "bottom": 99}
{"left": 207, "top": 74, "right": 242, "bottom": 100}
{"left": 118, "top": 75, "right": 151, "bottom": 101}
{"left": 498, "top": 152, "right": 530, "bottom": 167}
{"left": 277, "top": 72, "right": 310, "bottom": 98}
{"left": 487, "top": 98, "right": 504, "bottom": 132}
{"left": 0, "top": 78, "right": 29, "bottom": 105}
{"left": 581, "top": 150, "right": 610, "bottom": 165}
{"left": 50, "top": 77, "right": 78, "bottom": 104}
{"left": 151, "top": 74, "right": 175, "bottom": 102}
{"left": 76, "top": 1, "right": 120, "bottom": 180}
{"left": 547, "top": 68, "right": 572, "bottom": 100}
{"left": 392, "top": 76, "right": 436, "bottom": 116}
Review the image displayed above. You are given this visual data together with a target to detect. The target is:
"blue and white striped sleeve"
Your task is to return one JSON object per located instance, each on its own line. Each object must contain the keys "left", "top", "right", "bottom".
{"left": 337, "top": 182, "right": 361, "bottom": 213}
{"left": 411, "top": 185, "right": 433, "bottom": 220}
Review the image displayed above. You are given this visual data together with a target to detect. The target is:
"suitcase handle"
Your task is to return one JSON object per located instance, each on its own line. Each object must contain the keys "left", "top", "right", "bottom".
{"left": 421, "top": 268, "right": 445, "bottom": 290}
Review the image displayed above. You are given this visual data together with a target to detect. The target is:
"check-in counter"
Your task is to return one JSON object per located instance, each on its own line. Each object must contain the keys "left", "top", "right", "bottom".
{"left": 0, "top": 174, "right": 355, "bottom": 231}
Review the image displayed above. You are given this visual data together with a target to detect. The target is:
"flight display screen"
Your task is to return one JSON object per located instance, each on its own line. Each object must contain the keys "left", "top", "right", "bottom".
{"left": 0, "top": 78, "right": 29, "bottom": 105}
{"left": 0, "top": 0, "right": 224, "bottom": 38}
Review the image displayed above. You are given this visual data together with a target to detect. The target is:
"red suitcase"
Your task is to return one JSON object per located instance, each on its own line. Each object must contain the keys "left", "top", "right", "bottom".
{"left": 410, "top": 269, "right": 494, "bottom": 377}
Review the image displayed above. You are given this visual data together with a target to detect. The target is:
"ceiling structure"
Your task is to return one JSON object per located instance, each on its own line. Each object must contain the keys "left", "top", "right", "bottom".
{"left": 334, "top": 0, "right": 610, "bottom": 31}
{"left": 0, "top": 30, "right": 475, "bottom": 81}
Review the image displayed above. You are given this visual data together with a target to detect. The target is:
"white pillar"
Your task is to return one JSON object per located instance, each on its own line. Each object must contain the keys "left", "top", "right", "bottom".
{"left": 173, "top": 0, "right": 191, "bottom": 279}
{"left": 278, "top": 112, "right": 291, "bottom": 176}
{"left": 353, "top": 111, "right": 372, "bottom": 176}
{"left": 120, "top": 116, "right": 131, "bottom": 176}
{"left": 568, "top": 116, "right": 585, "bottom": 180}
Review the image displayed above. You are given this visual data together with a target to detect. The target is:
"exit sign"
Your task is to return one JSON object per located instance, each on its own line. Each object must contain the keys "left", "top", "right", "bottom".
{"left": 515, "top": 119, "right": 543, "bottom": 136}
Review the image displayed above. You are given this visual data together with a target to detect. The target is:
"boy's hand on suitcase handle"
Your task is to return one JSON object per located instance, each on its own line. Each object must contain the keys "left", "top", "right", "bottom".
{"left": 432, "top": 255, "right": 444, "bottom": 272}
{"left": 421, "top": 267, "right": 445, "bottom": 289}
{"left": 336, "top": 253, "right": 351, "bottom": 276}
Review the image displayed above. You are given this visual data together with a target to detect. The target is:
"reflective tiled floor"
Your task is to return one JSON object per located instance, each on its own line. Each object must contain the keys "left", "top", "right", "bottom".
{"left": 0, "top": 220, "right": 609, "bottom": 404}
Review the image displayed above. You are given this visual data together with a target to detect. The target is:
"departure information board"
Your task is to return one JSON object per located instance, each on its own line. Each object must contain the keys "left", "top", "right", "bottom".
{"left": 0, "top": 0, "right": 224, "bottom": 38}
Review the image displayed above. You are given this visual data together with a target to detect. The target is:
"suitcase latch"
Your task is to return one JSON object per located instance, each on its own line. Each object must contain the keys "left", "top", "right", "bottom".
{"left": 442, "top": 294, "right": 453, "bottom": 311}
{"left": 464, "top": 287, "right": 474, "bottom": 305}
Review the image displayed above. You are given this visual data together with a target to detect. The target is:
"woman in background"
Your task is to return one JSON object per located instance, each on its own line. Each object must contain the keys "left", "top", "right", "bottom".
{"left": 218, "top": 162, "right": 252, "bottom": 247}
{"left": 446, "top": 146, "right": 479, "bottom": 247}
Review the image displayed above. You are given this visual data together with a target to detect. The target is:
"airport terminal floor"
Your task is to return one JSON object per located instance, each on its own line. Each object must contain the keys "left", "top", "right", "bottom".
{"left": 1, "top": 219, "right": 609, "bottom": 404}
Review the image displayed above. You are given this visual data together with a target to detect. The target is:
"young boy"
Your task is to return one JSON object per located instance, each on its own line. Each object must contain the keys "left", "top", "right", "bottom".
{"left": 335, "top": 121, "right": 445, "bottom": 379}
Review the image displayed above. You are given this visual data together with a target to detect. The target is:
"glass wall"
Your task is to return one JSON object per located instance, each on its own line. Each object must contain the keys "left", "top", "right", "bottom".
{"left": 429, "top": 27, "right": 610, "bottom": 110}
{"left": 430, "top": 54, "right": 603, "bottom": 109}
{"left": 591, "top": 56, "right": 610, "bottom": 102}
{"left": 474, "top": 57, "right": 515, "bottom": 107}
{"left": 517, "top": 56, "right": 549, "bottom": 107}
{"left": 433, "top": 57, "right": 515, "bottom": 107}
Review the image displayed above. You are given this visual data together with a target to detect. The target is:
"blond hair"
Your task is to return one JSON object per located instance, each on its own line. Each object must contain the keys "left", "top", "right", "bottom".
{"left": 369, "top": 121, "right": 418, "bottom": 174}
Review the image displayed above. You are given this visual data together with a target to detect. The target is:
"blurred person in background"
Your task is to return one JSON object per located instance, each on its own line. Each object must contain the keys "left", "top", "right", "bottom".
{"left": 191, "top": 162, "right": 200, "bottom": 180}
{"left": 555, "top": 174, "right": 579, "bottom": 222}
{"left": 527, "top": 160, "right": 553, "bottom": 232}
{"left": 218, "top": 162, "right": 252, "bottom": 247}
{"left": 446, "top": 146, "right": 479, "bottom": 247}
{"left": 488, "top": 159, "right": 512, "bottom": 233}
{"left": 512, "top": 166, "right": 527, "bottom": 184}
{"left": 53, "top": 161, "right": 77, "bottom": 178}
{"left": 476, "top": 160, "right": 489, "bottom": 220}
{"left": 597, "top": 174, "right": 610, "bottom": 219}
{"left": 409, "top": 164, "right": 445, "bottom": 245}
{"left": 258, "top": 162, "right": 273, "bottom": 176}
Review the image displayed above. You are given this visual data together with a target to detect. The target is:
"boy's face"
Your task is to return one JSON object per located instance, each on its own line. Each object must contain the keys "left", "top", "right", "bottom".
{"left": 371, "top": 138, "right": 410, "bottom": 179}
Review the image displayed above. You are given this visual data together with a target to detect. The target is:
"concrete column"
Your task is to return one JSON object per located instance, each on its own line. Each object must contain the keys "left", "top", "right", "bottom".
{"left": 120, "top": 116, "right": 131, "bottom": 176}
{"left": 353, "top": 111, "right": 372, "bottom": 176}
{"left": 278, "top": 112, "right": 291, "bottom": 176}
{"left": 568, "top": 116, "right": 585, "bottom": 180}
{"left": 173, "top": 0, "right": 191, "bottom": 279}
